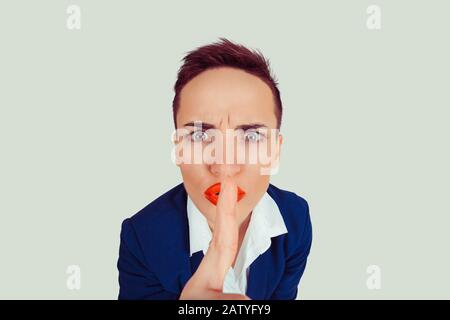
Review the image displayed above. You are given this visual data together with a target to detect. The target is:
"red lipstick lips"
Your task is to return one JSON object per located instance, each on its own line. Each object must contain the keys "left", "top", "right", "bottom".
{"left": 204, "top": 182, "right": 246, "bottom": 206}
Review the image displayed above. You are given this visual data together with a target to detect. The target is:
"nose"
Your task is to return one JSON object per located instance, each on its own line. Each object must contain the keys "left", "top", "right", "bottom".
{"left": 209, "top": 163, "right": 241, "bottom": 178}
{"left": 208, "top": 125, "right": 243, "bottom": 178}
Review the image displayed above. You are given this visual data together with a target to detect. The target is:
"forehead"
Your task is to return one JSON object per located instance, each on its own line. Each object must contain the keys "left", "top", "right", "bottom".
{"left": 177, "top": 67, "right": 277, "bottom": 128}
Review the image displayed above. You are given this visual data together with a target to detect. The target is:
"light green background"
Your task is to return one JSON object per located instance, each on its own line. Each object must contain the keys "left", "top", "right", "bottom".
{"left": 1, "top": 0, "right": 449, "bottom": 299}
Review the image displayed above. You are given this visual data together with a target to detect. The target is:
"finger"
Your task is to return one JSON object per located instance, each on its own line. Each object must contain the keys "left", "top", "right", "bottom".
{"left": 210, "top": 177, "right": 239, "bottom": 259}
{"left": 216, "top": 176, "right": 237, "bottom": 216}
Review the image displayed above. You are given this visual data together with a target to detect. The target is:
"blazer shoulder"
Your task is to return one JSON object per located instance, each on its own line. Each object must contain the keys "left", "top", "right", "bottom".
{"left": 119, "top": 183, "right": 189, "bottom": 285}
{"left": 123, "top": 183, "right": 187, "bottom": 235}
{"left": 267, "top": 184, "right": 312, "bottom": 247}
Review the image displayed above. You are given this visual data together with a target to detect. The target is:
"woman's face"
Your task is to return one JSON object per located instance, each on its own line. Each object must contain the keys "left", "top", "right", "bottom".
{"left": 174, "top": 67, "right": 282, "bottom": 228}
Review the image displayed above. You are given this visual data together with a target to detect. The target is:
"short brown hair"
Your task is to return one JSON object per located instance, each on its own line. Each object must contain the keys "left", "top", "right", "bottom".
{"left": 172, "top": 38, "right": 282, "bottom": 128}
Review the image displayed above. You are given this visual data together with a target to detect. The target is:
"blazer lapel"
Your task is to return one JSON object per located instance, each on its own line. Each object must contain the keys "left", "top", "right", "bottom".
{"left": 142, "top": 184, "right": 193, "bottom": 295}
{"left": 246, "top": 250, "right": 270, "bottom": 300}
{"left": 189, "top": 251, "right": 204, "bottom": 275}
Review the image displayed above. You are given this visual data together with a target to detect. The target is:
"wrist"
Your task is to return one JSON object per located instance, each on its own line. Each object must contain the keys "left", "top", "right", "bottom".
{"left": 199, "top": 247, "right": 228, "bottom": 290}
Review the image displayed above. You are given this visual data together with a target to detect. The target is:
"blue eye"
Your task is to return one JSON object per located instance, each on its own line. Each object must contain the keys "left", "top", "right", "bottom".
{"left": 244, "top": 131, "right": 263, "bottom": 142}
{"left": 190, "top": 130, "right": 209, "bottom": 142}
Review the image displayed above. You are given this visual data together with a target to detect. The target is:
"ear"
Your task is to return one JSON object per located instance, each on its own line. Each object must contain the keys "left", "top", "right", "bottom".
{"left": 171, "top": 128, "right": 184, "bottom": 167}
{"left": 276, "top": 133, "right": 283, "bottom": 161}
{"left": 260, "top": 132, "right": 283, "bottom": 176}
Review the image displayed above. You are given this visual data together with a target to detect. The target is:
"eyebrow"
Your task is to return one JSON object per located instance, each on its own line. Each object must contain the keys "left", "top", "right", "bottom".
{"left": 183, "top": 121, "right": 215, "bottom": 130}
{"left": 183, "top": 121, "right": 268, "bottom": 131}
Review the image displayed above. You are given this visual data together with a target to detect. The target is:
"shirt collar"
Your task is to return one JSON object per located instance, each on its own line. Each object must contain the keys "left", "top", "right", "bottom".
{"left": 187, "top": 196, "right": 213, "bottom": 256}
{"left": 186, "top": 191, "right": 288, "bottom": 258}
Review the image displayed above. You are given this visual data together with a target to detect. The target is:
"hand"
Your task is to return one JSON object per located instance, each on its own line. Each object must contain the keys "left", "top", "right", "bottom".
{"left": 207, "top": 176, "right": 239, "bottom": 288}
{"left": 180, "top": 177, "right": 251, "bottom": 300}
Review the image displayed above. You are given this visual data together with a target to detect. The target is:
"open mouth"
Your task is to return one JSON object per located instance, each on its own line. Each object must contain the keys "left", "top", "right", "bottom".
{"left": 203, "top": 182, "right": 246, "bottom": 206}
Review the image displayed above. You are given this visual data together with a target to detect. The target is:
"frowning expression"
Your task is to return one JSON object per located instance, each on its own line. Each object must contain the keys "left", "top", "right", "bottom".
{"left": 174, "top": 67, "right": 283, "bottom": 229}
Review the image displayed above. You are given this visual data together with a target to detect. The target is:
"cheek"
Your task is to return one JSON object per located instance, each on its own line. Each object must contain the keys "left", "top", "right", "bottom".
{"left": 180, "top": 164, "right": 208, "bottom": 184}
{"left": 180, "top": 164, "right": 213, "bottom": 206}
{"left": 241, "top": 166, "right": 270, "bottom": 201}
{"left": 244, "top": 164, "right": 270, "bottom": 183}
{"left": 250, "top": 177, "right": 270, "bottom": 200}
{"left": 180, "top": 165, "right": 210, "bottom": 202}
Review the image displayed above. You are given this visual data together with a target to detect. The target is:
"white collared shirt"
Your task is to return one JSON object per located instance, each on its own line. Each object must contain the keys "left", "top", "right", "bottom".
{"left": 186, "top": 192, "right": 288, "bottom": 295}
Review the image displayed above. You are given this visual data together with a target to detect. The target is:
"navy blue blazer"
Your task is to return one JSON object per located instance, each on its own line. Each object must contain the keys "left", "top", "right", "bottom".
{"left": 117, "top": 183, "right": 312, "bottom": 300}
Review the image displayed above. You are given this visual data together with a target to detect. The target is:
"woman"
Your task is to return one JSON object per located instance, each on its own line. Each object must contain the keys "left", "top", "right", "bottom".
{"left": 117, "top": 38, "right": 313, "bottom": 300}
